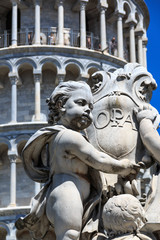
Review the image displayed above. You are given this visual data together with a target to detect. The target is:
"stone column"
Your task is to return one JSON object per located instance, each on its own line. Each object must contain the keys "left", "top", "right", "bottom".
{"left": 137, "top": 32, "right": 143, "bottom": 65}
{"left": 80, "top": 1, "right": 88, "bottom": 48}
{"left": 99, "top": 4, "right": 108, "bottom": 52}
{"left": 56, "top": 73, "right": 65, "bottom": 85}
{"left": 81, "top": 73, "right": 89, "bottom": 82}
{"left": 4, "top": 30, "right": 8, "bottom": 48}
{"left": 142, "top": 40, "right": 147, "bottom": 68}
{"left": 35, "top": 182, "right": 41, "bottom": 194}
{"left": 57, "top": 0, "right": 64, "bottom": 45}
{"left": 34, "top": 73, "right": 41, "bottom": 121}
{"left": 117, "top": 13, "right": 124, "bottom": 58}
{"left": 11, "top": 0, "right": 18, "bottom": 46}
{"left": 25, "top": 28, "right": 29, "bottom": 45}
{"left": 129, "top": 22, "right": 136, "bottom": 62}
{"left": 34, "top": 0, "right": 42, "bottom": 45}
{"left": 9, "top": 74, "right": 18, "bottom": 122}
{"left": 9, "top": 154, "right": 17, "bottom": 206}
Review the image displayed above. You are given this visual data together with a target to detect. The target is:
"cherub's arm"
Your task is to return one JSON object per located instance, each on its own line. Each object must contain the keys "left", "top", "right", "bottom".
{"left": 59, "top": 129, "right": 139, "bottom": 177}
{"left": 139, "top": 119, "right": 160, "bottom": 162}
{"left": 135, "top": 107, "right": 160, "bottom": 163}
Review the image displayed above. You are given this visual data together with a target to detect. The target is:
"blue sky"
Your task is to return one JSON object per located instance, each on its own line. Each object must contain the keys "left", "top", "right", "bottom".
{"left": 144, "top": 0, "right": 160, "bottom": 113}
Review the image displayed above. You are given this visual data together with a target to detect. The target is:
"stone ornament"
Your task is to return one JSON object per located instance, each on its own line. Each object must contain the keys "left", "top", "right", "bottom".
{"left": 87, "top": 63, "right": 159, "bottom": 197}
{"left": 16, "top": 64, "right": 160, "bottom": 239}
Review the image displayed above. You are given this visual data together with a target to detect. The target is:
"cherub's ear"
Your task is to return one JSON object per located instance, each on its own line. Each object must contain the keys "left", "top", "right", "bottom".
{"left": 56, "top": 100, "right": 63, "bottom": 109}
{"left": 57, "top": 100, "right": 66, "bottom": 114}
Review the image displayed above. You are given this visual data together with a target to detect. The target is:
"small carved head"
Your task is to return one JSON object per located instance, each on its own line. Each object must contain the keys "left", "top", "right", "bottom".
{"left": 46, "top": 81, "right": 92, "bottom": 125}
{"left": 102, "top": 194, "right": 146, "bottom": 238}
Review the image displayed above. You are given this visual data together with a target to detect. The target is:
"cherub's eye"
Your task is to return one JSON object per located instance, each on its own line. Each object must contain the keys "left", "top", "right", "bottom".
{"left": 76, "top": 99, "right": 85, "bottom": 106}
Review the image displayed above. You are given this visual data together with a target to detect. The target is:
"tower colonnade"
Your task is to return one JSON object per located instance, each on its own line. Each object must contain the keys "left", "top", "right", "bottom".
{"left": 2, "top": 0, "right": 149, "bottom": 66}
{"left": 0, "top": 50, "right": 123, "bottom": 125}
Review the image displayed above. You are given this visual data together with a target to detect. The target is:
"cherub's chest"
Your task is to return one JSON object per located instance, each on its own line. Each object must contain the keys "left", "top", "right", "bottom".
{"left": 49, "top": 143, "right": 88, "bottom": 175}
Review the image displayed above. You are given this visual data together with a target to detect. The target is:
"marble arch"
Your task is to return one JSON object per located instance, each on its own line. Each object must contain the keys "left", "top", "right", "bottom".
{"left": 0, "top": 138, "right": 11, "bottom": 151}
{"left": 0, "top": 61, "right": 13, "bottom": 73}
{"left": 63, "top": 59, "right": 84, "bottom": 74}
{"left": 123, "top": 0, "right": 133, "bottom": 13}
{"left": 86, "top": 62, "right": 102, "bottom": 71}
{"left": 16, "top": 135, "right": 31, "bottom": 156}
{"left": 0, "top": 223, "right": 10, "bottom": 236}
{"left": 39, "top": 57, "right": 62, "bottom": 72}
{"left": 15, "top": 58, "right": 37, "bottom": 72}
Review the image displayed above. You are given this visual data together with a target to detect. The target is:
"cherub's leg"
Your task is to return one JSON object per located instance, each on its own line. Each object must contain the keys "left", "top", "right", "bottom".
{"left": 46, "top": 180, "right": 83, "bottom": 240}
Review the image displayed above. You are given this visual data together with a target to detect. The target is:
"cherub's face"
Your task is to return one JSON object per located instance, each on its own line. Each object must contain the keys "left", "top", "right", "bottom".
{"left": 60, "top": 88, "right": 93, "bottom": 131}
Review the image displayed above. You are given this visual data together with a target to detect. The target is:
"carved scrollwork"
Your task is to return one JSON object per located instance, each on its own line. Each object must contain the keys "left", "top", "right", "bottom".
{"left": 90, "top": 71, "right": 110, "bottom": 94}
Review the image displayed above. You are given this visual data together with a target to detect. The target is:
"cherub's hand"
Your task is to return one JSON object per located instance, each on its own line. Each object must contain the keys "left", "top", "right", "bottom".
{"left": 119, "top": 159, "right": 140, "bottom": 177}
{"left": 140, "top": 154, "right": 155, "bottom": 169}
{"left": 134, "top": 105, "right": 157, "bottom": 123}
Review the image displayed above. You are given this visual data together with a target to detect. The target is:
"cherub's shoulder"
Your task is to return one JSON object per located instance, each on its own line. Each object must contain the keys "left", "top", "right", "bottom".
{"left": 55, "top": 128, "right": 85, "bottom": 145}
{"left": 60, "top": 128, "right": 82, "bottom": 139}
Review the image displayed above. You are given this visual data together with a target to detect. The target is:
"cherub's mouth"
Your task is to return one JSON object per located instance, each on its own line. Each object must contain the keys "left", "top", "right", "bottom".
{"left": 82, "top": 114, "right": 91, "bottom": 121}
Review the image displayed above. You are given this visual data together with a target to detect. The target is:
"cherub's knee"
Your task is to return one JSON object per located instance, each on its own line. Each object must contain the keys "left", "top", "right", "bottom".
{"left": 66, "top": 229, "right": 81, "bottom": 240}
{"left": 58, "top": 229, "right": 81, "bottom": 240}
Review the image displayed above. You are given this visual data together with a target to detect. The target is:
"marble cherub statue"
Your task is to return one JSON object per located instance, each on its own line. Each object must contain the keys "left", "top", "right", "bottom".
{"left": 15, "top": 81, "right": 139, "bottom": 240}
{"left": 134, "top": 106, "right": 160, "bottom": 232}
{"left": 102, "top": 194, "right": 154, "bottom": 240}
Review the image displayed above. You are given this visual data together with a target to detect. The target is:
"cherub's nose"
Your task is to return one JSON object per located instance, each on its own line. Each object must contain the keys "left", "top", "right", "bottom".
{"left": 84, "top": 106, "right": 90, "bottom": 114}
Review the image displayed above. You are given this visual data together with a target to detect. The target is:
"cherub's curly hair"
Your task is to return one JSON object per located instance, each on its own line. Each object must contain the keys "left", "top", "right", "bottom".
{"left": 46, "top": 81, "right": 91, "bottom": 125}
{"left": 102, "top": 194, "right": 146, "bottom": 237}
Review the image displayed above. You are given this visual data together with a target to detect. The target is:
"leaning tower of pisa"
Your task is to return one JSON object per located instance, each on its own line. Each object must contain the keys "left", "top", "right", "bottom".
{"left": 0, "top": 0, "right": 150, "bottom": 239}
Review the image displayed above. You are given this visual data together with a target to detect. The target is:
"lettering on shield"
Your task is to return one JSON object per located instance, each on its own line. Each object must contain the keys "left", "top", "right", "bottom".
{"left": 94, "top": 108, "right": 137, "bottom": 131}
